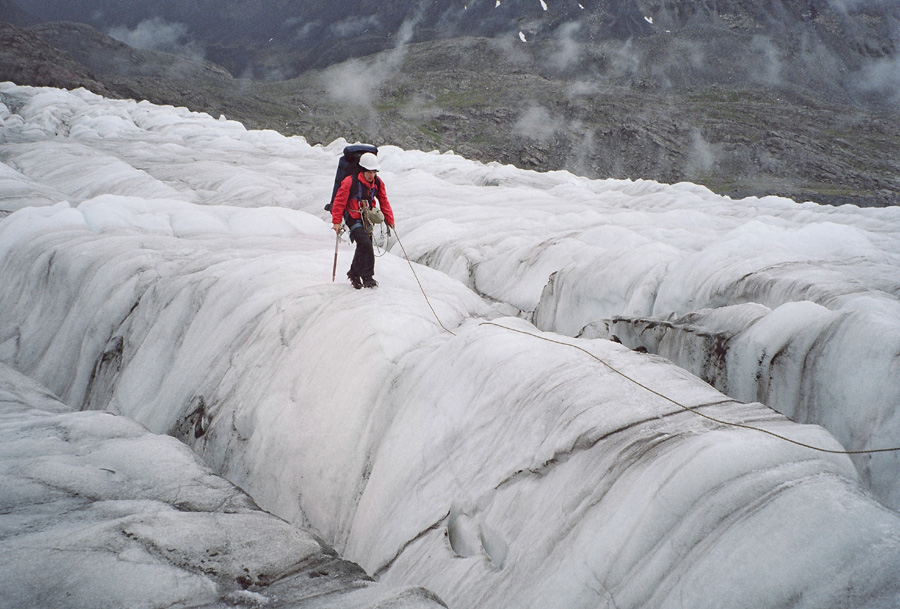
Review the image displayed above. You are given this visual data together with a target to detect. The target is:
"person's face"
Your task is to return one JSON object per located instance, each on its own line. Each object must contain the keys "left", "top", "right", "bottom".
{"left": 363, "top": 170, "right": 377, "bottom": 181}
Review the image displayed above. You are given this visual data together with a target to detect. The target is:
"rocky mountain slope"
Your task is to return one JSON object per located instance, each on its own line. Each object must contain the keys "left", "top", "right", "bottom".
{"left": 0, "top": 22, "right": 117, "bottom": 96}
{"left": 1, "top": 0, "right": 899, "bottom": 207}
{"left": 271, "top": 36, "right": 900, "bottom": 207}
{"left": 13, "top": 0, "right": 900, "bottom": 90}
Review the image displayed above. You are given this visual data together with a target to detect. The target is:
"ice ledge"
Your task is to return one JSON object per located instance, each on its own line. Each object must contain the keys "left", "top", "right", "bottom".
{"left": 0, "top": 362, "right": 446, "bottom": 609}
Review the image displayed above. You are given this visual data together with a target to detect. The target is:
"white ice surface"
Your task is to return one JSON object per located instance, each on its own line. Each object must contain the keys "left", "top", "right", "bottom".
{"left": 2, "top": 83, "right": 900, "bottom": 608}
{"left": 0, "top": 362, "right": 444, "bottom": 609}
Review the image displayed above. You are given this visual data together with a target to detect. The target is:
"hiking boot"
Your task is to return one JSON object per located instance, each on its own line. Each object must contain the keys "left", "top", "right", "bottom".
{"left": 348, "top": 274, "right": 363, "bottom": 289}
{"left": 362, "top": 277, "right": 378, "bottom": 289}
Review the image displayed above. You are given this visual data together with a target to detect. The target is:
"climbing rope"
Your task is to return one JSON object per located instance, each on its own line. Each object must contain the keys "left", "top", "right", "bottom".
{"left": 387, "top": 238, "right": 900, "bottom": 456}
{"left": 479, "top": 321, "right": 900, "bottom": 456}
{"left": 391, "top": 227, "right": 457, "bottom": 336}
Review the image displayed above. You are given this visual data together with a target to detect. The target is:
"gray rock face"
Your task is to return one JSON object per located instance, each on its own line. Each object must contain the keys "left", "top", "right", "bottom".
{"left": 2, "top": 0, "right": 899, "bottom": 207}
{"left": 0, "top": 22, "right": 116, "bottom": 96}
{"left": 30, "top": 21, "right": 232, "bottom": 81}
{"left": 12, "top": 0, "right": 900, "bottom": 81}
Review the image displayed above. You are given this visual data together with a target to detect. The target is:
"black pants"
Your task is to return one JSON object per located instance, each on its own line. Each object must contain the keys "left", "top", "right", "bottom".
{"left": 348, "top": 226, "right": 375, "bottom": 279}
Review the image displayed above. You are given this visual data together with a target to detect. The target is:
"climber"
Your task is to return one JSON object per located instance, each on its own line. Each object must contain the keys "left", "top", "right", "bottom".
{"left": 331, "top": 152, "right": 395, "bottom": 288}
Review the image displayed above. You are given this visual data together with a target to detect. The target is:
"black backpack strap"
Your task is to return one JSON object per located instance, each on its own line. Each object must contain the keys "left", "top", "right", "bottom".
{"left": 344, "top": 172, "right": 363, "bottom": 231}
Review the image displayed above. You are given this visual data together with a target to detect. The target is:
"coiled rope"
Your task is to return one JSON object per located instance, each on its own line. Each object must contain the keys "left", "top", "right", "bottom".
{"left": 390, "top": 232, "right": 900, "bottom": 456}
{"left": 372, "top": 224, "right": 390, "bottom": 258}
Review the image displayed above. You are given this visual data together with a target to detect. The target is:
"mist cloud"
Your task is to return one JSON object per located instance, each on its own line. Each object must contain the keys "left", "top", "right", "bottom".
{"left": 746, "top": 35, "right": 783, "bottom": 87}
{"left": 826, "top": 0, "right": 898, "bottom": 12}
{"left": 289, "top": 19, "right": 323, "bottom": 45}
{"left": 684, "top": 129, "right": 716, "bottom": 178}
{"left": 513, "top": 105, "right": 565, "bottom": 142}
{"left": 855, "top": 54, "right": 900, "bottom": 107}
{"left": 608, "top": 39, "right": 642, "bottom": 80}
{"left": 321, "top": 13, "right": 422, "bottom": 108}
{"left": 546, "top": 22, "right": 583, "bottom": 71}
{"left": 107, "top": 17, "right": 205, "bottom": 60}
{"left": 330, "top": 15, "right": 381, "bottom": 39}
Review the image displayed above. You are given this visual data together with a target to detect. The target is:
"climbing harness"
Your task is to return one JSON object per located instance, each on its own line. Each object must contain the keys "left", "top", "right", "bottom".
{"left": 342, "top": 176, "right": 381, "bottom": 236}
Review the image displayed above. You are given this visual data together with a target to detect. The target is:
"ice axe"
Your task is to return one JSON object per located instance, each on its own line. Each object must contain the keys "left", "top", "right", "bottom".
{"left": 332, "top": 225, "right": 342, "bottom": 282}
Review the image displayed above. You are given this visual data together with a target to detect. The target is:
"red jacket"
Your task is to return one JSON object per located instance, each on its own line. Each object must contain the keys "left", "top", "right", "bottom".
{"left": 331, "top": 173, "right": 395, "bottom": 227}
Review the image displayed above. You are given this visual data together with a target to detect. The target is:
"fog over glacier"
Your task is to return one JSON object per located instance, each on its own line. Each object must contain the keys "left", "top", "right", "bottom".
{"left": 1, "top": 82, "right": 900, "bottom": 608}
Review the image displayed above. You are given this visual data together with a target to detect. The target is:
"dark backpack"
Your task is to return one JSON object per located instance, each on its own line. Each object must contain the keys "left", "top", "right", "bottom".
{"left": 324, "top": 144, "right": 378, "bottom": 212}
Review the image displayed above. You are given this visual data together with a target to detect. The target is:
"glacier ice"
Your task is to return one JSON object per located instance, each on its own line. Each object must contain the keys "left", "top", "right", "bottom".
{"left": 2, "top": 82, "right": 900, "bottom": 608}
{"left": 0, "top": 362, "right": 445, "bottom": 608}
